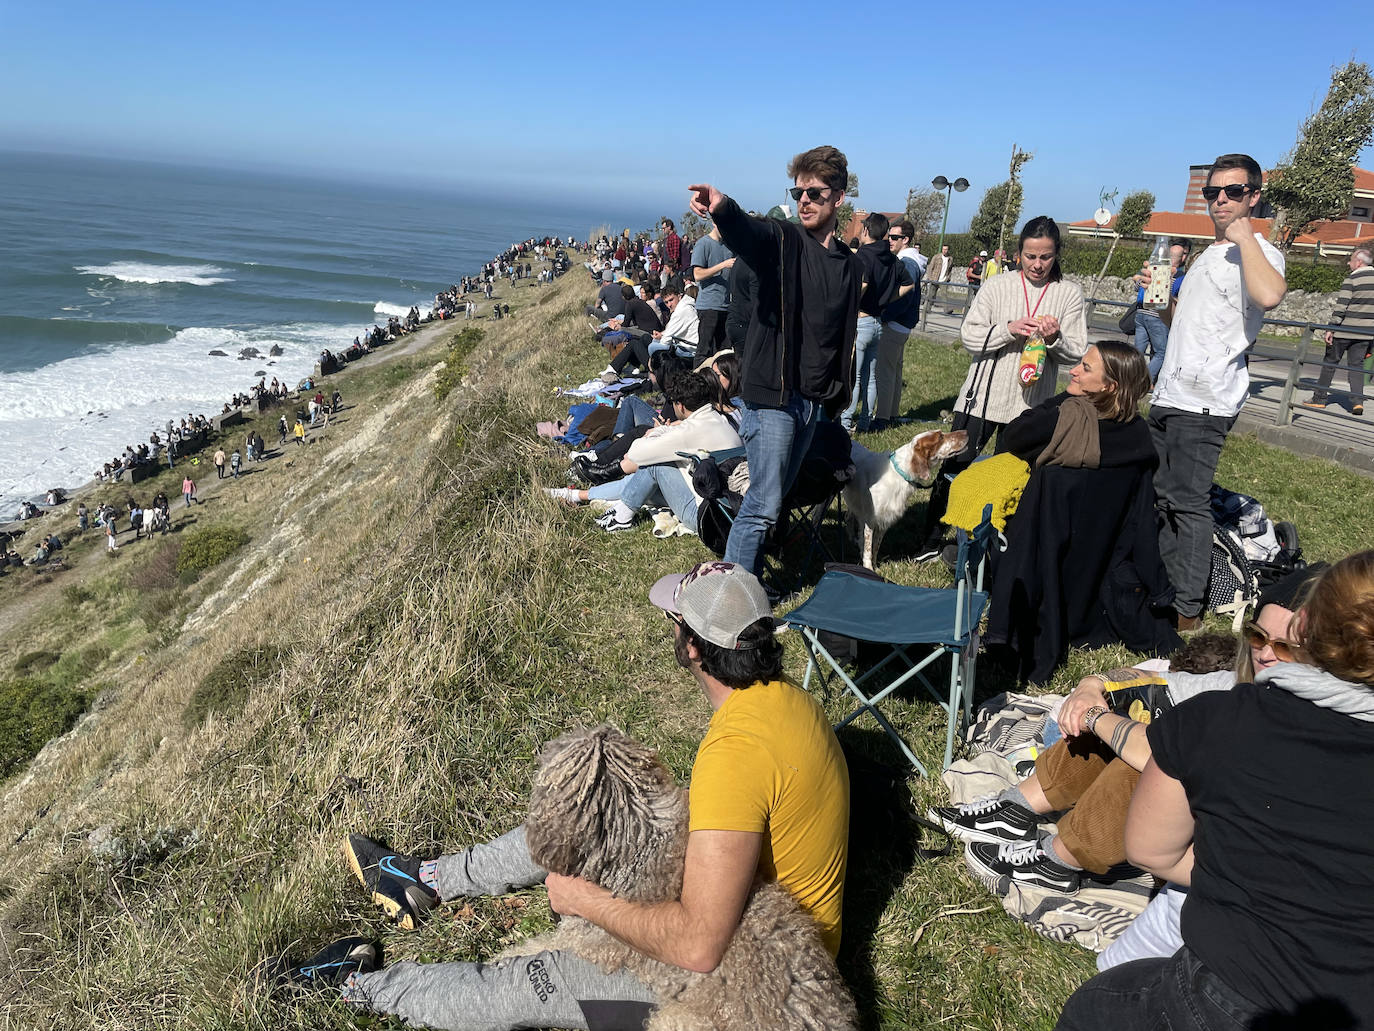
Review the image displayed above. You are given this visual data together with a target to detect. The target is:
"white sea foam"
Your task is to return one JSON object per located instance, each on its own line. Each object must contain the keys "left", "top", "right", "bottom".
{"left": 373, "top": 301, "right": 416, "bottom": 318}
{"left": 75, "top": 262, "right": 233, "bottom": 286}
{"left": 0, "top": 324, "right": 340, "bottom": 514}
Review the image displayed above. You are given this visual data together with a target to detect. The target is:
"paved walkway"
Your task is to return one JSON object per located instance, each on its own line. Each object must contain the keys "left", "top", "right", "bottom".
{"left": 917, "top": 306, "right": 1374, "bottom": 478}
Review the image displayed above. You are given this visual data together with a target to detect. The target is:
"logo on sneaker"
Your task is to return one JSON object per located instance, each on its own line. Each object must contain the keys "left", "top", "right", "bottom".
{"left": 379, "top": 855, "right": 416, "bottom": 883}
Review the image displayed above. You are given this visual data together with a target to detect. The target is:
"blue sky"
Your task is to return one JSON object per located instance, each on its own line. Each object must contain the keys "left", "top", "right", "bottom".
{"left": 2, "top": 0, "right": 1370, "bottom": 231}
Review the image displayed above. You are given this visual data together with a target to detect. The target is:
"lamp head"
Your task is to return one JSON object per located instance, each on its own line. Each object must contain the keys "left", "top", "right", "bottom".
{"left": 953, "top": 177, "right": 970, "bottom": 192}
{"left": 931, "top": 175, "right": 949, "bottom": 191}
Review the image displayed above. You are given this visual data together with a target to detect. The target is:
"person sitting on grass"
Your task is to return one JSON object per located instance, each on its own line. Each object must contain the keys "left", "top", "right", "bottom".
{"left": 545, "top": 370, "right": 741, "bottom": 534}
{"left": 252, "top": 563, "right": 850, "bottom": 1031}
{"left": 931, "top": 564, "right": 1322, "bottom": 901}
{"left": 1057, "top": 551, "right": 1374, "bottom": 1031}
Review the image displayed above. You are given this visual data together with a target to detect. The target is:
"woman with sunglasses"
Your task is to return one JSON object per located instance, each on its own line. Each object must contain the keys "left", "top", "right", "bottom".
{"left": 936, "top": 566, "right": 1323, "bottom": 911}
{"left": 917, "top": 215, "right": 1087, "bottom": 560}
{"left": 1058, "top": 553, "right": 1374, "bottom": 1030}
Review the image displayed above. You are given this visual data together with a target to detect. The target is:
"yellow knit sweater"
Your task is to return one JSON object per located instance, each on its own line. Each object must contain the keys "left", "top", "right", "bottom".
{"left": 942, "top": 453, "right": 1030, "bottom": 533}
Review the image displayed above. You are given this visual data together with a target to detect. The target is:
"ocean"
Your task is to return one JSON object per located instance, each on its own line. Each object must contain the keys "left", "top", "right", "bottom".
{"left": 0, "top": 151, "right": 656, "bottom": 515}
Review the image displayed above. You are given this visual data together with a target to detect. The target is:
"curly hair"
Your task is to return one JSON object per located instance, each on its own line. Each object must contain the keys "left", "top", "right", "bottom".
{"left": 1170, "top": 631, "right": 1238, "bottom": 674}
{"left": 1298, "top": 550, "right": 1374, "bottom": 687}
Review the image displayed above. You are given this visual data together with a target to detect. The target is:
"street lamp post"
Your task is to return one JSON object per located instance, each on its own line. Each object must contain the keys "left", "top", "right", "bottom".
{"left": 930, "top": 175, "right": 970, "bottom": 255}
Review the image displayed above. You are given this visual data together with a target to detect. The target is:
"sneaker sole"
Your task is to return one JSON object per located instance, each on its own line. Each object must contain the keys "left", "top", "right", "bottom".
{"left": 925, "top": 807, "right": 1037, "bottom": 846}
{"left": 963, "top": 845, "right": 1011, "bottom": 897}
{"left": 344, "top": 838, "right": 418, "bottom": 931}
{"left": 1008, "top": 867, "right": 1081, "bottom": 894}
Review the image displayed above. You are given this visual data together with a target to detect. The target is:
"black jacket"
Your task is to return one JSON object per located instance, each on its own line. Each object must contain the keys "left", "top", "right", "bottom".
{"left": 712, "top": 197, "right": 860, "bottom": 414}
{"left": 854, "top": 239, "right": 908, "bottom": 317}
{"left": 987, "top": 401, "right": 1180, "bottom": 684}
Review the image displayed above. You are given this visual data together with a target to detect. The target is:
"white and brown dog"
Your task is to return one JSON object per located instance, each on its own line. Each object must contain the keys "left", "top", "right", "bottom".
{"left": 842, "top": 428, "right": 968, "bottom": 569}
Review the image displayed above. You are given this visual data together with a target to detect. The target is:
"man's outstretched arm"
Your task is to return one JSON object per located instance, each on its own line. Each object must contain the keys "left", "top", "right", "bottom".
{"left": 545, "top": 828, "right": 760, "bottom": 973}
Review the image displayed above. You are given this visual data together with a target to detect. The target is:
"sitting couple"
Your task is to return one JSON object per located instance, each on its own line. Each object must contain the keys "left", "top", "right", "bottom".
{"left": 545, "top": 367, "right": 742, "bottom": 535}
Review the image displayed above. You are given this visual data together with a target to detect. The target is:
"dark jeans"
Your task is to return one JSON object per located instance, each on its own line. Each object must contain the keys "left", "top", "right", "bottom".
{"left": 1057, "top": 947, "right": 1262, "bottom": 1031}
{"left": 920, "top": 410, "right": 1000, "bottom": 546}
{"left": 1148, "top": 405, "right": 1235, "bottom": 618}
{"left": 696, "top": 309, "right": 727, "bottom": 359}
{"left": 1311, "top": 337, "right": 1369, "bottom": 405}
{"left": 608, "top": 332, "right": 652, "bottom": 375}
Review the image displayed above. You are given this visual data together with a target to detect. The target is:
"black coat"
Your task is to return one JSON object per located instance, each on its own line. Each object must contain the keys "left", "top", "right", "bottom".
{"left": 986, "top": 407, "right": 1180, "bottom": 684}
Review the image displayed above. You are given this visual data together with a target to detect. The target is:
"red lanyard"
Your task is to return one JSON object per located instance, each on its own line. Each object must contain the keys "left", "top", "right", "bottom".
{"left": 1021, "top": 272, "right": 1049, "bottom": 319}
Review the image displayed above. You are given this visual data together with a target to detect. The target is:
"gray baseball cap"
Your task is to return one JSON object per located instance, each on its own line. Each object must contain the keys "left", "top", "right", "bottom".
{"left": 649, "top": 561, "right": 772, "bottom": 649}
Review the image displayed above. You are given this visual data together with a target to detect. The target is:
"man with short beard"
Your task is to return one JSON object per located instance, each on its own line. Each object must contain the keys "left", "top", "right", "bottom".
{"left": 688, "top": 145, "right": 862, "bottom": 578}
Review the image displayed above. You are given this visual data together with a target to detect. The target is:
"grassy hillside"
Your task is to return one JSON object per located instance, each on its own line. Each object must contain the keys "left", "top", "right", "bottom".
{"left": 1, "top": 266, "right": 1370, "bottom": 1030}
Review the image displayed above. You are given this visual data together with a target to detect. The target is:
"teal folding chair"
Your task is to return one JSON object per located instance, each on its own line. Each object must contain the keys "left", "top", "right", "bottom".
{"left": 785, "top": 505, "right": 997, "bottom": 775}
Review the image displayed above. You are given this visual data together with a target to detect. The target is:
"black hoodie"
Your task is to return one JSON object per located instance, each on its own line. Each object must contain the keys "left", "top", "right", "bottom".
{"left": 711, "top": 197, "right": 860, "bottom": 414}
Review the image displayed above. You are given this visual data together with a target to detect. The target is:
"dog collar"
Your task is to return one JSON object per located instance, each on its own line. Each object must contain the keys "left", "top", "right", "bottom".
{"left": 889, "top": 450, "right": 934, "bottom": 488}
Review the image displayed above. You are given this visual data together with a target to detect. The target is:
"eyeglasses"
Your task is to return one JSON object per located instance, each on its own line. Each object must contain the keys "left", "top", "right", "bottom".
{"left": 887, "top": 232, "right": 907, "bottom": 240}
{"left": 1201, "top": 184, "right": 1253, "bottom": 202}
{"left": 788, "top": 185, "right": 836, "bottom": 203}
{"left": 1244, "top": 621, "right": 1301, "bottom": 662}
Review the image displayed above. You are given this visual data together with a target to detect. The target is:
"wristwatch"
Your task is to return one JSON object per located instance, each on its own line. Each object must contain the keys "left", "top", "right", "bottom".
{"left": 1082, "top": 706, "right": 1109, "bottom": 735}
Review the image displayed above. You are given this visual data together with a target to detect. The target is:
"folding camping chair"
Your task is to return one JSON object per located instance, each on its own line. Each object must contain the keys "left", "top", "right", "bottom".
{"left": 785, "top": 505, "right": 998, "bottom": 776}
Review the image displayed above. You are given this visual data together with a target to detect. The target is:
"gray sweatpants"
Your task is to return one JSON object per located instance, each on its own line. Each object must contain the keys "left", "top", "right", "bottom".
{"left": 348, "top": 826, "right": 657, "bottom": 1031}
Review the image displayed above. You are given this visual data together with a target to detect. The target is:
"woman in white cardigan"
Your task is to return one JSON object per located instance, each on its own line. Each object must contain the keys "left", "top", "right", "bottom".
{"left": 917, "top": 216, "right": 1088, "bottom": 555}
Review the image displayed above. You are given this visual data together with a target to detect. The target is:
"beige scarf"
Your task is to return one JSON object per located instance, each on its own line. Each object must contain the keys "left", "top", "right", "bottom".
{"left": 1034, "top": 394, "right": 1102, "bottom": 469}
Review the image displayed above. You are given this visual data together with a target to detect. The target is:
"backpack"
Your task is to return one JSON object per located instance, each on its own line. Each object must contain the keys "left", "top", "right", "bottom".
{"left": 1206, "top": 486, "right": 1305, "bottom": 622}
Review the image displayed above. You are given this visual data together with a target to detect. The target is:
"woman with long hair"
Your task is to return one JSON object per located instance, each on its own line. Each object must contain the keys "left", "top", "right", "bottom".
{"left": 917, "top": 216, "right": 1087, "bottom": 558}
{"left": 1058, "top": 552, "right": 1374, "bottom": 1030}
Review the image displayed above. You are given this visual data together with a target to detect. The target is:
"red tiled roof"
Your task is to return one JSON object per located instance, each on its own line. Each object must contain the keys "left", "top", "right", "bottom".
{"left": 1355, "top": 167, "right": 1374, "bottom": 194}
{"left": 1070, "top": 210, "right": 1371, "bottom": 248}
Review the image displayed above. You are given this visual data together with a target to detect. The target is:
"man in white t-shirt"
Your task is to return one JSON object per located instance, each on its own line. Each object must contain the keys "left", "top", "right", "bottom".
{"left": 1148, "top": 153, "right": 1287, "bottom": 629}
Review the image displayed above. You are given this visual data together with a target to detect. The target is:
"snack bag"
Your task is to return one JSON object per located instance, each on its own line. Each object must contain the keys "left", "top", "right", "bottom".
{"left": 1018, "top": 334, "right": 1046, "bottom": 385}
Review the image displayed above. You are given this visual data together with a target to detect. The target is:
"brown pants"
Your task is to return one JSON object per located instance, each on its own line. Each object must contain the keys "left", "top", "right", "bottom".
{"left": 1035, "top": 737, "right": 1139, "bottom": 875}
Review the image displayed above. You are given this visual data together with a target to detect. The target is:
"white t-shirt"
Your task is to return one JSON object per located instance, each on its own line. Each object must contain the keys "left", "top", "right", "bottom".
{"left": 1151, "top": 234, "right": 1285, "bottom": 418}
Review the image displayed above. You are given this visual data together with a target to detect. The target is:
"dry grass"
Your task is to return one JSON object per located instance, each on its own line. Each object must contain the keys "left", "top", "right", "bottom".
{"left": 0, "top": 266, "right": 1369, "bottom": 1031}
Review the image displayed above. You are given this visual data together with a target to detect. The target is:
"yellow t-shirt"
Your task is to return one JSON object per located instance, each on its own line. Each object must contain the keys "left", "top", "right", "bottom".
{"left": 688, "top": 679, "right": 850, "bottom": 956}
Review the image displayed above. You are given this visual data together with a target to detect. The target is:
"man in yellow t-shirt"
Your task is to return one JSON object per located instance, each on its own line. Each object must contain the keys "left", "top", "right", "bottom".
{"left": 276, "top": 562, "right": 850, "bottom": 1030}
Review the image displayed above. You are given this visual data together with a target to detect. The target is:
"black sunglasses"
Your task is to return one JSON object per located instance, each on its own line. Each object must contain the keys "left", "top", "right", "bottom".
{"left": 1201, "top": 184, "right": 1253, "bottom": 202}
{"left": 788, "top": 185, "right": 836, "bottom": 203}
{"left": 887, "top": 232, "right": 907, "bottom": 240}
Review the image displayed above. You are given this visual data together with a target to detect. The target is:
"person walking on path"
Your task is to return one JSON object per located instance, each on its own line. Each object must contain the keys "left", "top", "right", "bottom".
{"left": 1306, "top": 245, "right": 1373, "bottom": 416}
{"left": 182, "top": 475, "right": 197, "bottom": 507}
{"left": 278, "top": 415, "right": 289, "bottom": 446}
{"left": 293, "top": 419, "right": 306, "bottom": 446}
{"left": 1147, "top": 153, "right": 1286, "bottom": 630}
{"left": 230, "top": 449, "right": 242, "bottom": 478}
{"left": 106, "top": 520, "right": 119, "bottom": 553}
{"left": 213, "top": 448, "right": 226, "bottom": 479}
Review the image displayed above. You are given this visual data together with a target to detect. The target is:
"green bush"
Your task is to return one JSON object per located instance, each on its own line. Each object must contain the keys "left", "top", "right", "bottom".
{"left": 183, "top": 645, "right": 287, "bottom": 727}
{"left": 0, "top": 678, "right": 89, "bottom": 778}
{"left": 1059, "top": 238, "right": 1151, "bottom": 280}
{"left": 175, "top": 525, "right": 249, "bottom": 578}
{"left": 435, "top": 326, "right": 486, "bottom": 401}
{"left": 1285, "top": 261, "right": 1348, "bottom": 294}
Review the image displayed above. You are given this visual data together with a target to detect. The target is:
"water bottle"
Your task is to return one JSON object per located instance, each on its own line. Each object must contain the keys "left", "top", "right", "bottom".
{"left": 1143, "top": 236, "right": 1172, "bottom": 311}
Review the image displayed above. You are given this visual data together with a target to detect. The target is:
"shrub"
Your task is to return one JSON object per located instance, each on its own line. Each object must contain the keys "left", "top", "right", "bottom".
{"left": 175, "top": 525, "right": 249, "bottom": 578}
{"left": 1285, "top": 261, "right": 1348, "bottom": 295}
{"left": 0, "top": 678, "right": 89, "bottom": 778}
{"left": 435, "top": 327, "right": 486, "bottom": 401}
{"left": 1059, "top": 238, "right": 1151, "bottom": 280}
{"left": 183, "top": 644, "right": 288, "bottom": 727}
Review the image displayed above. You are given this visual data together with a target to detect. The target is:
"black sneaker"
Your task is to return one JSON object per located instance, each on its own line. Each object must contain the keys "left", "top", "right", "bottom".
{"left": 965, "top": 839, "right": 1081, "bottom": 895}
{"left": 344, "top": 834, "right": 439, "bottom": 930}
{"left": 912, "top": 539, "right": 945, "bottom": 563}
{"left": 594, "top": 509, "right": 635, "bottom": 533}
{"left": 249, "top": 936, "right": 378, "bottom": 994}
{"left": 926, "top": 795, "right": 1039, "bottom": 845}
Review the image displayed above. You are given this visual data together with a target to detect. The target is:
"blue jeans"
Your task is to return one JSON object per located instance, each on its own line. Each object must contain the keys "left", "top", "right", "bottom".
{"left": 619, "top": 465, "right": 699, "bottom": 530}
{"left": 841, "top": 316, "right": 882, "bottom": 430}
{"left": 1148, "top": 405, "right": 1235, "bottom": 618}
{"left": 723, "top": 396, "right": 820, "bottom": 576}
{"left": 1134, "top": 310, "right": 1169, "bottom": 382}
{"left": 1057, "top": 947, "right": 1262, "bottom": 1031}
{"left": 613, "top": 395, "right": 659, "bottom": 436}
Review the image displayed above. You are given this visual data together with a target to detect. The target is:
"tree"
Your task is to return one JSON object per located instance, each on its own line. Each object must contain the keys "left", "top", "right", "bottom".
{"left": 999, "top": 145, "right": 1034, "bottom": 254}
{"left": 845, "top": 173, "right": 859, "bottom": 199}
{"left": 1265, "top": 61, "right": 1374, "bottom": 252}
{"left": 969, "top": 180, "right": 1023, "bottom": 252}
{"left": 679, "top": 209, "right": 710, "bottom": 245}
{"left": 1089, "top": 189, "right": 1155, "bottom": 297}
{"left": 904, "top": 187, "right": 946, "bottom": 241}
{"left": 835, "top": 203, "right": 855, "bottom": 238}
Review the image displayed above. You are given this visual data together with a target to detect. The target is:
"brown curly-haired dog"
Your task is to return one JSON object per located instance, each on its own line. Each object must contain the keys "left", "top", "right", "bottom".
{"left": 512, "top": 725, "right": 857, "bottom": 1031}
